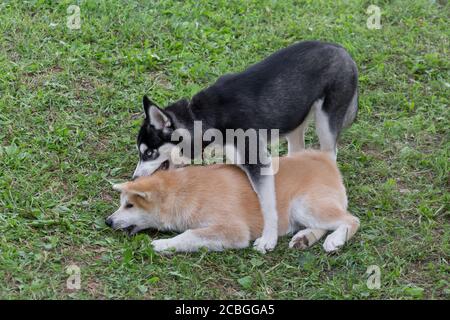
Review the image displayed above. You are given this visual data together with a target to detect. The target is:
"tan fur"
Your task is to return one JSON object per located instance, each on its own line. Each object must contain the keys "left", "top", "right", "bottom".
{"left": 108, "top": 150, "right": 360, "bottom": 253}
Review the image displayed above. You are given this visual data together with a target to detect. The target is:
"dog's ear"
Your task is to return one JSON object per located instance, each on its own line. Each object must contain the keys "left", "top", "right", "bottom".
{"left": 142, "top": 95, "right": 156, "bottom": 119}
{"left": 149, "top": 106, "right": 171, "bottom": 130}
{"left": 112, "top": 182, "right": 132, "bottom": 193}
{"left": 143, "top": 95, "right": 171, "bottom": 130}
{"left": 112, "top": 182, "right": 148, "bottom": 199}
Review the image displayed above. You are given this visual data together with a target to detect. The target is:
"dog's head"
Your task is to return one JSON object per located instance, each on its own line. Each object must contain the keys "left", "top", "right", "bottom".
{"left": 133, "top": 96, "right": 176, "bottom": 178}
{"left": 105, "top": 179, "right": 162, "bottom": 235}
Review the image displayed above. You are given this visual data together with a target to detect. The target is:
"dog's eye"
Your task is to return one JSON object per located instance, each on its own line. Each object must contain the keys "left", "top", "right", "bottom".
{"left": 144, "top": 149, "right": 159, "bottom": 160}
{"left": 125, "top": 203, "right": 134, "bottom": 209}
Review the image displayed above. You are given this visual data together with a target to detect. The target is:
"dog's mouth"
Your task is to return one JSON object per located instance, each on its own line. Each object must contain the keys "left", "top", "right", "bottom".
{"left": 122, "top": 224, "right": 139, "bottom": 236}
{"left": 156, "top": 160, "right": 169, "bottom": 172}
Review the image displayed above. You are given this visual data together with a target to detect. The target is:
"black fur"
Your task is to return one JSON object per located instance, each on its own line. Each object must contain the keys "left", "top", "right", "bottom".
{"left": 137, "top": 40, "right": 358, "bottom": 158}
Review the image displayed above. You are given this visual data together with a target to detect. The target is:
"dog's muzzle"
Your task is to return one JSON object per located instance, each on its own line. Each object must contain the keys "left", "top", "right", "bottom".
{"left": 105, "top": 217, "right": 113, "bottom": 227}
{"left": 133, "top": 160, "right": 170, "bottom": 179}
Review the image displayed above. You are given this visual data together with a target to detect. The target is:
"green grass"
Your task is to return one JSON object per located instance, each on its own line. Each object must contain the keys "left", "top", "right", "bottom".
{"left": 0, "top": 0, "right": 449, "bottom": 299}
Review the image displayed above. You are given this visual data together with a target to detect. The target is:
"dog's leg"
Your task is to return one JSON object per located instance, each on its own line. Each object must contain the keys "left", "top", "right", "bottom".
{"left": 314, "top": 99, "right": 338, "bottom": 160}
{"left": 322, "top": 214, "right": 359, "bottom": 252}
{"left": 315, "top": 84, "right": 359, "bottom": 162}
{"left": 290, "top": 197, "right": 359, "bottom": 252}
{"left": 286, "top": 124, "right": 307, "bottom": 155}
{"left": 289, "top": 228, "right": 327, "bottom": 249}
{"left": 229, "top": 133, "right": 278, "bottom": 254}
{"left": 286, "top": 107, "right": 313, "bottom": 155}
{"left": 152, "top": 225, "right": 250, "bottom": 253}
{"left": 240, "top": 163, "right": 278, "bottom": 254}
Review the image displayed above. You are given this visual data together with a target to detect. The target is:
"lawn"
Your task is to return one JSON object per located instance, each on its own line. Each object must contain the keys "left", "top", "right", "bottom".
{"left": 0, "top": 0, "right": 448, "bottom": 299}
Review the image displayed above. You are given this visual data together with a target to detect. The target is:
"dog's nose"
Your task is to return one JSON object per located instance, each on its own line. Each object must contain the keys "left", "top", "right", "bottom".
{"left": 105, "top": 217, "right": 113, "bottom": 227}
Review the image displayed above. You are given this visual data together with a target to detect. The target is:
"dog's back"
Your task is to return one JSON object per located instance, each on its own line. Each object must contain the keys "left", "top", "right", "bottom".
{"left": 190, "top": 41, "right": 357, "bottom": 134}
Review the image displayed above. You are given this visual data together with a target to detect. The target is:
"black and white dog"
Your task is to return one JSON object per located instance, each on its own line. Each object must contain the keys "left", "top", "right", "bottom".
{"left": 132, "top": 41, "right": 358, "bottom": 253}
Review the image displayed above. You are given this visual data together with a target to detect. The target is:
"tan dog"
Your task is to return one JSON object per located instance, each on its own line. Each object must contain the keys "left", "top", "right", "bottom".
{"left": 106, "top": 151, "right": 360, "bottom": 253}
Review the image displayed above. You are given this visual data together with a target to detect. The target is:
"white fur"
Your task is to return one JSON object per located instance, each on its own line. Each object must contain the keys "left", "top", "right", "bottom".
{"left": 139, "top": 143, "right": 148, "bottom": 154}
{"left": 288, "top": 197, "right": 359, "bottom": 252}
{"left": 133, "top": 160, "right": 163, "bottom": 178}
{"left": 314, "top": 99, "right": 337, "bottom": 160}
{"left": 323, "top": 226, "right": 348, "bottom": 252}
{"left": 106, "top": 193, "right": 160, "bottom": 234}
{"left": 322, "top": 220, "right": 359, "bottom": 252}
{"left": 289, "top": 197, "right": 321, "bottom": 229}
{"left": 149, "top": 106, "right": 171, "bottom": 129}
{"left": 285, "top": 99, "right": 337, "bottom": 160}
{"left": 152, "top": 226, "right": 250, "bottom": 253}
{"left": 289, "top": 228, "right": 327, "bottom": 249}
{"left": 152, "top": 230, "right": 224, "bottom": 253}
{"left": 286, "top": 107, "right": 314, "bottom": 155}
{"left": 251, "top": 173, "right": 278, "bottom": 253}
{"left": 133, "top": 143, "right": 175, "bottom": 178}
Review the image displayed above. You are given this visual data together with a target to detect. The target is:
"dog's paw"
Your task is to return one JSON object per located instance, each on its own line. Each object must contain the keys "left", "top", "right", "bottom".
{"left": 253, "top": 236, "right": 277, "bottom": 254}
{"left": 289, "top": 235, "right": 309, "bottom": 250}
{"left": 323, "top": 235, "right": 344, "bottom": 253}
{"left": 151, "top": 239, "right": 174, "bottom": 253}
